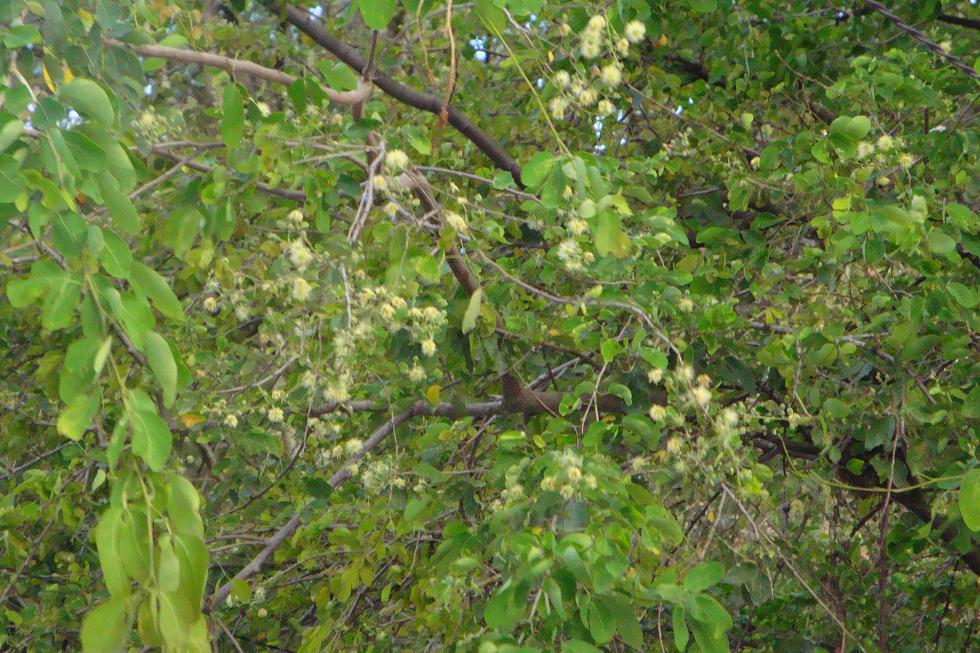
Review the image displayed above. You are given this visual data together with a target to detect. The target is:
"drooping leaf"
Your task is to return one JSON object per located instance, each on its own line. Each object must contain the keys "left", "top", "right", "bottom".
{"left": 129, "top": 262, "right": 184, "bottom": 321}
{"left": 221, "top": 83, "right": 244, "bottom": 149}
{"left": 144, "top": 331, "right": 178, "bottom": 407}
{"left": 462, "top": 288, "right": 483, "bottom": 334}
{"left": 80, "top": 598, "right": 129, "bottom": 653}
{"left": 129, "top": 408, "right": 173, "bottom": 472}
{"left": 60, "top": 79, "right": 115, "bottom": 126}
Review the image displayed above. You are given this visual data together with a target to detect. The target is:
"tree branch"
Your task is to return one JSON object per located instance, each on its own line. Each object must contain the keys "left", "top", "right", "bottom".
{"left": 936, "top": 13, "right": 980, "bottom": 31}
{"left": 861, "top": 1, "right": 980, "bottom": 81}
{"left": 104, "top": 38, "right": 372, "bottom": 105}
{"left": 208, "top": 380, "right": 632, "bottom": 607}
{"left": 272, "top": 2, "right": 524, "bottom": 183}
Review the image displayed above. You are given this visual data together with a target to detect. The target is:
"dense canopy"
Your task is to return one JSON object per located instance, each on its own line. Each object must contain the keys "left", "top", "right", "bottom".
{"left": 1, "top": 1, "right": 978, "bottom": 651}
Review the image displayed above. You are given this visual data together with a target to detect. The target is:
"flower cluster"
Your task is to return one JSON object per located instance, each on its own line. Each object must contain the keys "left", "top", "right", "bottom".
{"left": 407, "top": 304, "right": 447, "bottom": 357}
{"left": 360, "top": 457, "right": 405, "bottom": 491}
{"left": 540, "top": 449, "right": 597, "bottom": 499}
{"left": 132, "top": 106, "right": 183, "bottom": 143}
{"left": 549, "top": 16, "right": 646, "bottom": 121}
{"left": 555, "top": 238, "right": 591, "bottom": 271}
{"left": 384, "top": 149, "right": 410, "bottom": 172}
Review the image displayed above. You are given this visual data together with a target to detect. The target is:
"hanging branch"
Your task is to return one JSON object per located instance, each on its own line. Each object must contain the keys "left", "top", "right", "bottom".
{"left": 861, "top": 1, "right": 980, "bottom": 81}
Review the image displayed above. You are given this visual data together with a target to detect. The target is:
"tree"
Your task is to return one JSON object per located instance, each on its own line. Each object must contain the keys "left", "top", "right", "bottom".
{"left": 1, "top": 0, "right": 978, "bottom": 651}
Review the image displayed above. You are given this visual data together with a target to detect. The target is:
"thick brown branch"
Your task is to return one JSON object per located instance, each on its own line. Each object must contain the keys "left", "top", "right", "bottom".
{"left": 842, "top": 462, "right": 980, "bottom": 576}
{"left": 936, "top": 13, "right": 980, "bottom": 31}
{"left": 768, "top": 426, "right": 980, "bottom": 576}
{"left": 274, "top": 2, "right": 524, "bottom": 183}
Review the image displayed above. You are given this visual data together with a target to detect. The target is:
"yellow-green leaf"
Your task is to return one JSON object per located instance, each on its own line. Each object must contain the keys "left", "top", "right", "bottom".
{"left": 462, "top": 288, "right": 483, "bottom": 334}
{"left": 80, "top": 598, "right": 129, "bottom": 653}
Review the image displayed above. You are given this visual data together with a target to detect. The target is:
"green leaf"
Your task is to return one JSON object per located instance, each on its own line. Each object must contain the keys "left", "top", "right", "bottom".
{"left": 167, "top": 475, "right": 204, "bottom": 539}
{"left": 129, "top": 408, "right": 173, "bottom": 472}
{"left": 695, "top": 595, "right": 733, "bottom": 631}
{"left": 0, "top": 115, "right": 24, "bottom": 154}
{"left": 0, "top": 154, "right": 26, "bottom": 202}
{"left": 105, "top": 289, "right": 155, "bottom": 350}
{"left": 57, "top": 391, "right": 100, "bottom": 440}
{"left": 830, "top": 115, "right": 871, "bottom": 141}
{"left": 960, "top": 469, "right": 980, "bottom": 532}
{"left": 173, "top": 533, "right": 209, "bottom": 610}
{"left": 157, "top": 535, "right": 181, "bottom": 593}
{"left": 690, "top": 619, "right": 729, "bottom": 653}
{"left": 359, "top": 0, "right": 398, "bottom": 29}
{"left": 41, "top": 1, "right": 68, "bottom": 52}
{"left": 100, "top": 135, "right": 138, "bottom": 192}
{"left": 107, "top": 418, "right": 127, "bottom": 469}
{"left": 484, "top": 582, "right": 527, "bottom": 633}
{"left": 927, "top": 229, "right": 957, "bottom": 255}
{"left": 98, "top": 230, "right": 133, "bottom": 278}
{"left": 174, "top": 533, "right": 208, "bottom": 609}
{"left": 60, "top": 79, "right": 115, "bottom": 126}
{"left": 319, "top": 61, "right": 360, "bottom": 91}
{"left": 586, "top": 595, "right": 616, "bottom": 644}
{"left": 492, "top": 171, "right": 515, "bottom": 189}
{"left": 231, "top": 578, "right": 252, "bottom": 602}
{"left": 462, "top": 288, "right": 483, "bottom": 334}
{"left": 475, "top": 0, "right": 507, "bottom": 32}
{"left": 544, "top": 577, "right": 565, "bottom": 619}
{"left": 673, "top": 608, "right": 689, "bottom": 651}
{"left": 403, "top": 125, "right": 432, "bottom": 156}
{"left": 521, "top": 152, "right": 554, "bottom": 188}
{"left": 116, "top": 507, "right": 150, "bottom": 583}
{"left": 595, "top": 212, "right": 630, "bottom": 257}
{"left": 947, "top": 282, "right": 977, "bottom": 308}
{"left": 688, "top": 0, "right": 717, "bottom": 12}
{"left": 130, "top": 262, "right": 184, "bottom": 321}
{"left": 6, "top": 276, "right": 48, "bottom": 307}
{"left": 221, "top": 83, "right": 244, "bottom": 149}
{"left": 614, "top": 601, "right": 644, "bottom": 649}
{"left": 288, "top": 78, "right": 307, "bottom": 113}
{"left": 159, "top": 590, "right": 193, "bottom": 648}
{"left": 863, "top": 415, "right": 895, "bottom": 449}
{"left": 95, "top": 507, "right": 130, "bottom": 597}
{"left": 640, "top": 348, "right": 669, "bottom": 369}
{"left": 562, "top": 640, "right": 601, "bottom": 653}
{"left": 98, "top": 172, "right": 141, "bottom": 235}
{"left": 622, "top": 415, "right": 660, "bottom": 447}
{"left": 42, "top": 273, "right": 81, "bottom": 331}
{"left": 3, "top": 24, "right": 41, "bottom": 48}
{"left": 144, "top": 331, "right": 178, "bottom": 407}
{"left": 683, "top": 561, "right": 724, "bottom": 593}
{"left": 601, "top": 338, "right": 623, "bottom": 363}
{"left": 821, "top": 398, "right": 851, "bottom": 419}
{"left": 403, "top": 496, "right": 430, "bottom": 524}
{"left": 963, "top": 386, "right": 980, "bottom": 419}
{"left": 164, "top": 206, "right": 202, "bottom": 257}
{"left": 80, "top": 598, "right": 129, "bottom": 653}
{"left": 52, "top": 213, "right": 87, "bottom": 257}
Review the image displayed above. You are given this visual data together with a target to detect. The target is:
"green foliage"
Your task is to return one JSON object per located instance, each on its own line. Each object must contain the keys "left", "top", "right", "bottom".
{"left": 0, "top": 0, "right": 978, "bottom": 652}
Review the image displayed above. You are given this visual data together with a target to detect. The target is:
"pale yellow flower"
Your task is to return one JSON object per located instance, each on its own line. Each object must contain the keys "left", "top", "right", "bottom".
{"left": 624, "top": 20, "right": 646, "bottom": 43}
